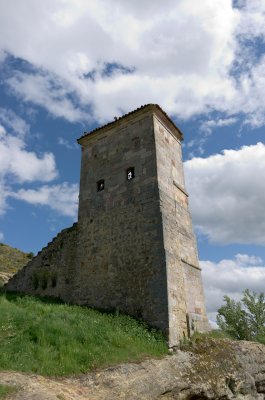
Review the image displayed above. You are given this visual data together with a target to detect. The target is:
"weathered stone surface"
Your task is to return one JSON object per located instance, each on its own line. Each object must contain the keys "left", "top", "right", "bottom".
{"left": 74, "top": 109, "right": 170, "bottom": 338}
{"left": 5, "top": 104, "right": 209, "bottom": 346}
{"left": 153, "top": 115, "right": 209, "bottom": 345}
{"left": 0, "top": 339, "right": 264, "bottom": 399}
{"left": 5, "top": 223, "right": 78, "bottom": 302}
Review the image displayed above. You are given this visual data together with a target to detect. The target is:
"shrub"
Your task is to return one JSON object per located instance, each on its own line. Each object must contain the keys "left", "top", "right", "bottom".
{"left": 217, "top": 289, "right": 265, "bottom": 342}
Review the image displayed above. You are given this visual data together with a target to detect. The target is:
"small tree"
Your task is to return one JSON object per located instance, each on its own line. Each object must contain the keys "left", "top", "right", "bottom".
{"left": 217, "top": 289, "right": 265, "bottom": 343}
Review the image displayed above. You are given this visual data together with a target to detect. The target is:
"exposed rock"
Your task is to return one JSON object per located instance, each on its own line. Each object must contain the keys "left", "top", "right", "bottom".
{"left": 0, "top": 242, "right": 31, "bottom": 286}
{"left": 0, "top": 271, "right": 13, "bottom": 286}
{"left": 0, "top": 339, "right": 265, "bottom": 399}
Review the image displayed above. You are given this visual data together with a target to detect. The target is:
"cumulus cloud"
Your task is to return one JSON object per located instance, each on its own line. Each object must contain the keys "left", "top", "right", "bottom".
{"left": 200, "top": 117, "right": 238, "bottom": 135}
{"left": 231, "top": 55, "right": 265, "bottom": 128}
{"left": 1, "top": 0, "right": 264, "bottom": 124}
{"left": 201, "top": 254, "right": 265, "bottom": 323}
{"left": 0, "top": 126, "right": 57, "bottom": 184}
{"left": 0, "top": 106, "right": 78, "bottom": 218}
{"left": 236, "top": 0, "right": 265, "bottom": 39}
{"left": 11, "top": 183, "right": 79, "bottom": 218}
{"left": 0, "top": 107, "right": 29, "bottom": 137}
{"left": 7, "top": 71, "right": 88, "bottom": 123}
{"left": 185, "top": 142, "right": 265, "bottom": 245}
{"left": 0, "top": 232, "right": 4, "bottom": 241}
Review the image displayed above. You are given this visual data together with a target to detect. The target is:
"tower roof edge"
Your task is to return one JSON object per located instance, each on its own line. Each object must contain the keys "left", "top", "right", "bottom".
{"left": 77, "top": 104, "right": 183, "bottom": 145}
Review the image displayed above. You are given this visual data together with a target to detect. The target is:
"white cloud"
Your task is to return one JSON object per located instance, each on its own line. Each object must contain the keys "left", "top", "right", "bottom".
{"left": 58, "top": 137, "right": 78, "bottom": 150}
{"left": 0, "top": 179, "right": 10, "bottom": 216}
{"left": 0, "top": 232, "right": 4, "bottom": 241}
{"left": 0, "top": 108, "right": 78, "bottom": 218}
{"left": 0, "top": 107, "right": 29, "bottom": 137}
{"left": 0, "top": 127, "right": 57, "bottom": 184}
{"left": 200, "top": 117, "right": 238, "bottom": 135}
{"left": 201, "top": 254, "right": 265, "bottom": 323}
{"left": 3, "top": 0, "right": 264, "bottom": 123}
{"left": 0, "top": 110, "right": 58, "bottom": 215}
{"left": 185, "top": 142, "right": 265, "bottom": 245}
{"left": 7, "top": 71, "right": 88, "bottom": 123}
{"left": 0, "top": 49, "right": 7, "bottom": 63}
{"left": 236, "top": 0, "right": 265, "bottom": 39}
{"left": 231, "top": 55, "right": 265, "bottom": 128}
{"left": 187, "top": 116, "right": 238, "bottom": 156}
{"left": 11, "top": 183, "right": 79, "bottom": 218}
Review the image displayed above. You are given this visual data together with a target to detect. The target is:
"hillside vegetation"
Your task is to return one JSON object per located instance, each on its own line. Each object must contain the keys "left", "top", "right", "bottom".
{"left": 0, "top": 291, "right": 168, "bottom": 376}
{"left": 0, "top": 383, "right": 17, "bottom": 399}
{"left": 0, "top": 243, "right": 32, "bottom": 286}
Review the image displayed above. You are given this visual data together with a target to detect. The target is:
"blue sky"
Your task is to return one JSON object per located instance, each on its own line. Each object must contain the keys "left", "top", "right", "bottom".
{"left": 0, "top": 0, "right": 265, "bottom": 322}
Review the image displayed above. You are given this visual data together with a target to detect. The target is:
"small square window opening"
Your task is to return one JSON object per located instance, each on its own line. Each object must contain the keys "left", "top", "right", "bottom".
{"left": 126, "top": 167, "right": 135, "bottom": 181}
{"left": 97, "top": 179, "right": 104, "bottom": 191}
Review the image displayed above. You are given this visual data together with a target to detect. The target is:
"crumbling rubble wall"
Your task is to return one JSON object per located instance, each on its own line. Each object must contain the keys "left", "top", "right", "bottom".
{"left": 5, "top": 223, "right": 78, "bottom": 302}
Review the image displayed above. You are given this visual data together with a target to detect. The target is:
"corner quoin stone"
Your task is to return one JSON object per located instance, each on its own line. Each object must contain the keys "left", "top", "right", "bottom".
{"left": 5, "top": 104, "right": 209, "bottom": 347}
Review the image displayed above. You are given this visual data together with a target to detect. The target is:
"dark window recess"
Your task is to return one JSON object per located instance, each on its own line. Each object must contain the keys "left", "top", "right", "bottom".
{"left": 97, "top": 179, "right": 105, "bottom": 191}
{"left": 126, "top": 167, "right": 135, "bottom": 181}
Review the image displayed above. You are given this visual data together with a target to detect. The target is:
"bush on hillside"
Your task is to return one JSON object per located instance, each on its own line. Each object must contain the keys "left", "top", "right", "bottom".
{"left": 217, "top": 289, "right": 265, "bottom": 343}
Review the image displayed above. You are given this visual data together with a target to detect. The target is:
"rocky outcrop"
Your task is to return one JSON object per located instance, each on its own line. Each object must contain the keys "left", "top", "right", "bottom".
{"left": 0, "top": 338, "right": 264, "bottom": 399}
{"left": 0, "top": 242, "right": 31, "bottom": 286}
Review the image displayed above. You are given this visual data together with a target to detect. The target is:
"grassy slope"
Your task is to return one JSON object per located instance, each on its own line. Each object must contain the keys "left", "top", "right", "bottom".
{"left": 0, "top": 384, "right": 17, "bottom": 399}
{"left": 0, "top": 292, "right": 168, "bottom": 376}
{"left": 0, "top": 243, "right": 32, "bottom": 286}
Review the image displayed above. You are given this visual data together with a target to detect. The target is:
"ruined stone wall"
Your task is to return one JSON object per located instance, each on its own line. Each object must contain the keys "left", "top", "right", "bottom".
{"left": 154, "top": 114, "right": 209, "bottom": 345}
{"left": 5, "top": 223, "right": 77, "bottom": 301}
{"left": 74, "top": 110, "right": 169, "bottom": 333}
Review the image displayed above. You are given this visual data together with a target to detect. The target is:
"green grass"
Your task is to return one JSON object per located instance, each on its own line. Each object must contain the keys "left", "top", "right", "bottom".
{"left": 0, "top": 291, "right": 168, "bottom": 376}
{"left": 0, "top": 384, "right": 17, "bottom": 398}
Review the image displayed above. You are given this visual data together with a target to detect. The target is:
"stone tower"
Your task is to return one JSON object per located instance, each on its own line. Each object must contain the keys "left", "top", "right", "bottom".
{"left": 75, "top": 104, "right": 209, "bottom": 346}
{"left": 5, "top": 104, "right": 209, "bottom": 347}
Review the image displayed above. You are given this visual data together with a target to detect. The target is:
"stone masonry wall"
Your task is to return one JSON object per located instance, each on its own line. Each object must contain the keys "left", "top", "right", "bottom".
{"left": 183, "top": 261, "right": 208, "bottom": 334}
{"left": 154, "top": 114, "right": 209, "bottom": 345}
{"left": 5, "top": 223, "right": 77, "bottom": 301}
{"left": 74, "top": 109, "right": 170, "bottom": 334}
